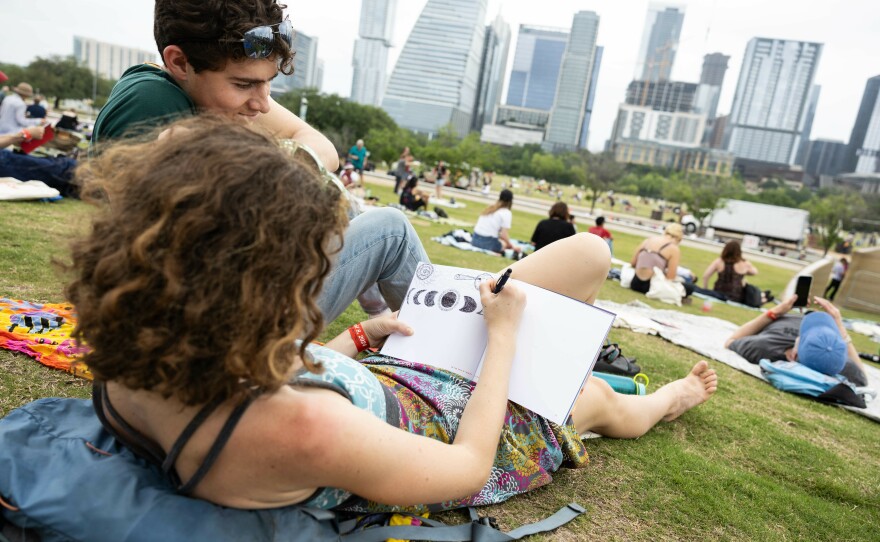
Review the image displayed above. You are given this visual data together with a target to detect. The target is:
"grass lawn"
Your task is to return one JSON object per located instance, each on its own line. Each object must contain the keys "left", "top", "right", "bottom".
{"left": 1, "top": 195, "right": 878, "bottom": 541}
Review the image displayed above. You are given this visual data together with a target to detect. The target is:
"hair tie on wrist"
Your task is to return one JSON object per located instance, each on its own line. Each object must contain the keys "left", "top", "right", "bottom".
{"left": 765, "top": 310, "right": 778, "bottom": 321}
{"left": 20, "top": 129, "right": 32, "bottom": 142}
{"left": 349, "top": 323, "right": 370, "bottom": 352}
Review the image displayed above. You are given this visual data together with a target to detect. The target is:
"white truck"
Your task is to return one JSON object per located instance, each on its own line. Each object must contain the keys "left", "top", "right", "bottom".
{"left": 681, "top": 199, "right": 810, "bottom": 248}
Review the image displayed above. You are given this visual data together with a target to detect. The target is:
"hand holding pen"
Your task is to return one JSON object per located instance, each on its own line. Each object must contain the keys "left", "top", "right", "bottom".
{"left": 480, "top": 268, "right": 525, "bottom": 335}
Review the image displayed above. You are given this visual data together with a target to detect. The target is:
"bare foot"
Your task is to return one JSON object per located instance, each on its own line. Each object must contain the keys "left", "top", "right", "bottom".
{"left": 662, "top": 361, "right": 718, "bottom": 422}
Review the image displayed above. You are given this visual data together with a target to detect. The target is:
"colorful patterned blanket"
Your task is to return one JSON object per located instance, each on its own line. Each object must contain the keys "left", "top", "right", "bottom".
{"left": 0, "top": 298, "right": 91, "bottom": 379}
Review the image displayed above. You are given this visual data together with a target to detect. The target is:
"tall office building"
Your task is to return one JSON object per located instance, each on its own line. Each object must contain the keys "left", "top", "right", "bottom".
{"left": 73, "top": 36, "right": 156, "bottom": 80}
{"left": 726, "top": 38, "right": 823, "bottom": 165}
{"left": 635, "top": 4, "right": 685, "bottom": 82}
{"left": 505, "top": 25, "right": 569, "bottom": 111}
{"left": 795, "top": 85, "right": 821, "bottom": 165}
{"left": 544, "top": 11, "right": 601, "bottom": 152}
{"left": 579, "top": 45, "right": 603, "bottom": 150}
{"left": 351, "top": 0, "right": 397, "bottom": 106}
{"left": 382, "top": 0, "right": 489, "bottom": 136}
{"left": 471, "top": 14, "right": 511, "bottom": 131}
{"left": 803, "top": 139, "right": 848, "bottom": 179}
{"left": 625, "top": 80, "right": 697, "bottom": 112}
{"left": 846, "top": 75, "right": 880, "bottom": 174}
{"left": 271, "top": 30, "right": 321, "bottom": 94}
{"left": 699, "top": 52, "right": 730, "bottom": 86}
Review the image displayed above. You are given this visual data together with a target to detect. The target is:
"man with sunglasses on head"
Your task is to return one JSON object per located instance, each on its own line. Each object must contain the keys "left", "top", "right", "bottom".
{"left": 92, "top": 0, "right": 430, "bottom": 323}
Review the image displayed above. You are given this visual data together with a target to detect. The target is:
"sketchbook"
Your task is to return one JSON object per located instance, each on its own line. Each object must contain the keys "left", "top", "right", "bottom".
{"left": 381, "top": 262, "right": 617, "bottom": 425}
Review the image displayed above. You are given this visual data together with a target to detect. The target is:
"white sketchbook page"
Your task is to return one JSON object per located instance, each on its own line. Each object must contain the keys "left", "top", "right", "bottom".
{"left": 382, "top": 263, "right": 491, "bottom": 380}
{"left": 475, "top": 279, "right": 616, "bottom": 425}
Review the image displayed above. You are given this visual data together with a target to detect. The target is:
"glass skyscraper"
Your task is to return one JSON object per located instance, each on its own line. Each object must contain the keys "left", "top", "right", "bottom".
{"left": 847, "top": 75, "right": 880, "bottom": 174}
{"left": 471, "top": 14, "right": 511, "bottom": 131}
{"left": 544, "top": 10, "right": 601, "bottom": 152}
{"left": 505, "top": 26, "right": 569, "bottom": 112}
{"left": 726, "top": 38, "right": 823, "bottom": 165}
{"left": 271, "top": 30, "right": 320, "bottom": 94}
{"left": 381, "top": 0, "right": 488, "bottom": 136}
{"left": 351, "top": 0, "right": 397, "bottom": 106}
{"left": 635, "top": 4, "right": 685, "bottom": 82}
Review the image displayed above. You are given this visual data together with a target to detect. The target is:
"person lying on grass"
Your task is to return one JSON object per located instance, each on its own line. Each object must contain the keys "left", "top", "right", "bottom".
{"left": 69, "top": 116, "right": 718, "bottom": 513}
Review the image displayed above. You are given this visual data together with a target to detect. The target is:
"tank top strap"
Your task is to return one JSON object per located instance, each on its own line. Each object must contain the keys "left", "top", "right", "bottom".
{"left": 161, "top": 394, "right": 226, "bottom": 479}
{"left": 92, "top": 381, "right": 166, "bottom": 469}
{"left": 176, "top": 394, "right": 255, "bottom": 495}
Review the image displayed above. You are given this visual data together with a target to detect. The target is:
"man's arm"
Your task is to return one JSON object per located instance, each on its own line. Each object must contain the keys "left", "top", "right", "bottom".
{"left": 0, "top": 126, "right": 46, "bottom": 148}
{"left": 254, "top": 96, "right": 339, "bottom": 171}
{"left": 813, "top": 296, "right": 864, "bottom": 370}
{"left": 725, "top": 294, "right": 798, "bottom": 348}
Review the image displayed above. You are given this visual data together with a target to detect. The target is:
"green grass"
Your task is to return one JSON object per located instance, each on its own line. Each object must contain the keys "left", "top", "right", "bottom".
{"left": 2, "top": 196, "right": 879, "bottom": 541}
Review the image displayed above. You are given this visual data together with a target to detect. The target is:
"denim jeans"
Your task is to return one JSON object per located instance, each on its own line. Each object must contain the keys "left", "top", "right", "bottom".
{"left": 317, "top": 207, "right": 429, "bottom": 323}
{"left": 0, "top": 150, "right": 78, "bottom": 197}
{"left": 471, "top": 232, "right": 502, "bottom": 253}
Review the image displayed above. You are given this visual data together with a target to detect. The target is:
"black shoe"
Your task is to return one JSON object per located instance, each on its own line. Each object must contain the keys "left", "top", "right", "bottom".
{"left": 594, "top": 343, "right": 641, "bottom": 376}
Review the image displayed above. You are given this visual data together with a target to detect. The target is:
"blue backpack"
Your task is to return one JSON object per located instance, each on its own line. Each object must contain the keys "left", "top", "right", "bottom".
{"left": 758, "top": 360, "right": 867, "bottom": 408}
{"left": 0, "top": 398, "right": 583, "bottom": 542}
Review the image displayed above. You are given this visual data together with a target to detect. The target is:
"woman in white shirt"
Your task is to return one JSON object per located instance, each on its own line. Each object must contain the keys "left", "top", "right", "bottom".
{"left": 472, "top": 189, "right": 522, "bottom": 258}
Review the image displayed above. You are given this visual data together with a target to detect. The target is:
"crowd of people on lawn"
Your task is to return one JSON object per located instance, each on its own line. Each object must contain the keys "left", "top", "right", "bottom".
{"left": 0, "top": 1, "right": 870, "bottom": 539}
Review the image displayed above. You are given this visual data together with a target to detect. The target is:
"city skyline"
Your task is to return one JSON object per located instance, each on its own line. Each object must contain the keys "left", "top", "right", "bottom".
{"left": 1, "top": 0, "right": 878, "bottom": 151}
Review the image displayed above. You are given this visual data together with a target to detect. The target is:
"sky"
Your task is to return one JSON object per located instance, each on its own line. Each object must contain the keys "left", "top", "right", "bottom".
{"left": 1, "top": 0, "right": 878, "bottom": 152}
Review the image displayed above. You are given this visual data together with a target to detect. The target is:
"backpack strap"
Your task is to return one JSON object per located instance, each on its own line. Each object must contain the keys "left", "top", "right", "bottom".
{"left": 339, "top": 503, "right": 585, "bottom": 542}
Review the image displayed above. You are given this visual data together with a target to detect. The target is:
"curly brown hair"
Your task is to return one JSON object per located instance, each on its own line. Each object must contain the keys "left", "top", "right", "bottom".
{"left": 67, "top": 116, "right": 348, "bottom": 405}
{"left": 154, "top": 0, "right": 294, "bottom": 74}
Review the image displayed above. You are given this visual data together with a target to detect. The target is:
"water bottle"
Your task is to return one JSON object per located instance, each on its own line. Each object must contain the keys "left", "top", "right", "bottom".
{"left": 701, "top": 299, "right": 712, "bottom": 312}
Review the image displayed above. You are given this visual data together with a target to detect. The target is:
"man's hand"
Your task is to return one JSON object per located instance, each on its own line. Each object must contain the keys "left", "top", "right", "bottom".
{"left": 812, "top": 296, "right": 842, "bottom": 324}
{"left": 360, "top": 311, "right": 413, "bottom": 349}
{"left": 771, "top": 294, "right": 799, "bottom": 318}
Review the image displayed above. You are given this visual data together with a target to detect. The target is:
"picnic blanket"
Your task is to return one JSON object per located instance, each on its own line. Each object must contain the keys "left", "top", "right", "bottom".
{"left": 0, "top": 177, "right": 61, "bottom": 201}
{"left": 0, "top": 298, "right": 91, "bottom": 378}
{"left": 432, "top": 229, "right": 534, "bottom": 260}
{"left": 594, "top": 299, "right": 880, "bottom": 423}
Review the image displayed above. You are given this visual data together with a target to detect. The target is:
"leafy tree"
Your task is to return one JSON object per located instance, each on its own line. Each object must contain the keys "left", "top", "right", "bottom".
{"left": 804, "top": 193, "right": 867, "bottom": 255}
{"left": 1, "top": 56, "right": 115, "bottom": 105}
{"left": 574, "top": 151, "right": 622, "bottom": 213}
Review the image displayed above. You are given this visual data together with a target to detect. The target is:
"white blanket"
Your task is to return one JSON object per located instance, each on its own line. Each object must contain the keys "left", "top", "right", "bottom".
{"left": 595, "top": 299, "right": 880, "bottom": 423}
{"left": 0, "top": 178, "right": 61, "bottom": 201}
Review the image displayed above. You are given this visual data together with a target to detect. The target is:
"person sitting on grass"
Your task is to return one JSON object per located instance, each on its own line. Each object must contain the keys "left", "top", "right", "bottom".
{"left": 0, "top": 126, "right": 79, "bottom": 197}
{"left": 399, "top": 175, "right": 429, "bottom": 212}
{"left": 725, "top": 294, "right": 867, "bottom": 386}
{"left": 588, "top": 216, "right": 613, "bottom": 254}
{"left": 697, "top": 240, "right": 772, "bottom": 305}
{"left": 89, "top": 0, "right": 428, "bottom": 323}
{"left": 71, "top": 116, "right": 718, "bottom": 514}
{"left": 472, "top": 189, "right": 523, "bottom": 259}
{"left": 629, "top": 223, "right": 694, "bottom": 298}
{"left": 531, "top": 201, "right": 576, "bottom": 251}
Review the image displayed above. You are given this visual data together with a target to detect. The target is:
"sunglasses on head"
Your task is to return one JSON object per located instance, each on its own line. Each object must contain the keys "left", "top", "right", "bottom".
{"left": 278, "top": 139, "right": 348, "bottom": 195}
{"left": 235, "top": 17, "right": 293, "bottom": 59}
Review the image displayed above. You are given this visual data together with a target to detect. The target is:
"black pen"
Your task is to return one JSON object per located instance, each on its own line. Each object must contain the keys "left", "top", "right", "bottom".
{"left": 493, "top": 268, "right": 513, "bottom": 294}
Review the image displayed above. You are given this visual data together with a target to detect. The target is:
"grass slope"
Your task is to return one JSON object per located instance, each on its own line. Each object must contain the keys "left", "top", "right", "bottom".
{"left": 1, "top": 195, "right": 878, "bottom": 542}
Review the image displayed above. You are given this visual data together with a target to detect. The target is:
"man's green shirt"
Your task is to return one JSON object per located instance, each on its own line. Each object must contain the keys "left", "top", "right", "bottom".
{"left": 91, "top": 63, "right": 197, "bottom": 149}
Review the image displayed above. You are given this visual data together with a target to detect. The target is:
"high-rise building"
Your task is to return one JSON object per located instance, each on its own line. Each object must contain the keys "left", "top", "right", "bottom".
{"left": 803, "top": 139, "right": 848, "bottom": 179}
{"left": 351, "top": 0, "right": 397, "bottom": 106}
{"left": 471, "top": 14, "right": 511, "bottom": 131}
{"left": 544, "top": 11, "right": 601, "bottom": 152}
{"left": 625, "top": 80, "right": 697, "bottom": 112}
{"left": 635, "top": 4, "right": 685, "bottom": 82}
{"left": 795, "top": 85, "right": 821, "bottom": 165}
{"left": 726, "top": 38, "right": 823, "bottom": 165}
{"left": 699, "top": 53, "right": 730, "bottom": 86}
{"left": 73, "top": 36, "right": 156, "bottom": 80}
{"left": 579, "top": 45, "right": 603, "bottom": 150}
{"left": 506, "top": 25, "right": 569, "bottom": 112}
{"left": 271, "top": 29, "right": 321, "bottom": 94}
{"left": 846, "top": 75, "right": 880, "bottom": 174}
{"left": 382, "top": 0, "right": 489, "bottom": 136}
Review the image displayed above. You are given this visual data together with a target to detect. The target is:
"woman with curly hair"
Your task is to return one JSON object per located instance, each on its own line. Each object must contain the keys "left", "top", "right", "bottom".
{"left": 70, "top": 116, "right": 717, "bottom": 513}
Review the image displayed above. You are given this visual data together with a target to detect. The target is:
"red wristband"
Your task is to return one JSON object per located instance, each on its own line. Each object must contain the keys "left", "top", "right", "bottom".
{"left": 766, "top": 310, "right": 778, "bottom": 321}
{"left": 348, "top": 323, "right": 370, "bottom": 352}
{"left": 20, "top": 129, "right": 32, "bottom": 142}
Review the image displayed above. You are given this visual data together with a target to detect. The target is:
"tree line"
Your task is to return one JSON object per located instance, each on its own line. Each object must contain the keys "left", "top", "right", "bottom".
{"left": 0, "top": 56, "right": 116, "bottom": 108}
